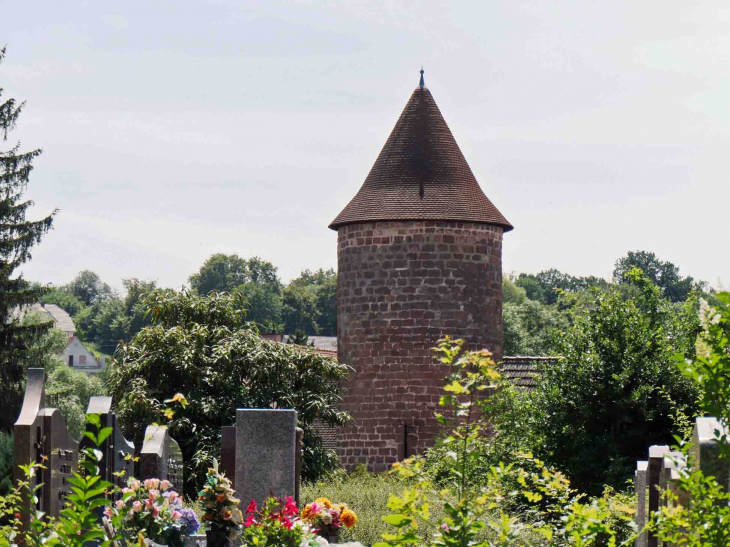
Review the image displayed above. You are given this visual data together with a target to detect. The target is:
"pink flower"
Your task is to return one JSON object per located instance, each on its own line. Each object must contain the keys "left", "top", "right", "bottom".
{"left": 115, "top": 500, "right": 125, "bottom": 510}
{"left": 152, "top": 506, "right": 159, "bottom": 518}
{"left": 245, "top": 499, "right": 257, "bottom": 515}
{"left": 284, "top": 496, "right": 298, "bottom": 517}
{"left": 309, "top": 502, "right": 321, "bottom": 516}
{"left": 244, "top": 514, "right": 256, "bottom": 527}
{"left": 160, "top": 480, "right": 171, "bottom": 491}
{"left": 149, "top": 489, "right": 160, "bottom": 499}
{"left": 104, "top": 507, "right": 113, "bottom": 518}
{"left": 122, "top": 488, "right": 132, "bottom": 494}
{"left": 144, "top": 478, "right": 160, "bottom": 490}
{"left": 145, "top": 498, "right": 154, "bottom": 510}
{"left": 171, "top": 510, "right": 182, "bottom": 521}
{"left": 168, "top": 492, "right": 179, "bottom": 503}
{"left": 441, "top": 523, "right": 449, "bottom": 531}
{"left": 131, "top": 480, "right": 141, "bottom": 491}
{"left": 132, "top": 501, "right": 142, "bottom": 513}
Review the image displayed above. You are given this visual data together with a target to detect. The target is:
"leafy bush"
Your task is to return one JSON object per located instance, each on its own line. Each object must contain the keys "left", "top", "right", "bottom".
{"left": 107, "top": 290, "right": 351, "bottom": 496}
{"left": 505, "top": 269, "right": 701, "bottom": 495}
{"left": 0, "top": 432, "right": 12, "bottom": 496}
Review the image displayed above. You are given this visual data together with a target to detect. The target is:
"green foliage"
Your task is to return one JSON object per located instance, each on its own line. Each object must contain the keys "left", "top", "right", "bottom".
{"left": 107, "top": 290, "right": 351, "bottom": 496}
{"left": 238, "top": 281, "right": 283, "bottom": 332}
{"left": 241, "top": 496, "right": 316, "bottom": 547}
{"left": 189, "top": 253, "right": 281, "bottom": 295}
{"left": 515, "top": 269, "right": 607, "bottom": 305}
{"left": 0, "top": 47, "right": 58, "bottom": 432}
{"left": 40, "top": 287, "right": 85, "bottom": 317}
{"left": 45, "top": 355, "right": 106, "bottom": 440}
{"left": 286, "top": 268, "right": 337, "bottom": 336}
{"left": 0, "top": 432, "right": 12, "bottom": 496}
{"left": 282, "top": 284, "right": 321, "bottom": 336}
{"left": 502, "top": 300, "right": 567, "bottom": 356}
{"left": 67, "top": 270, "right": 116, "bottom": 306}
{"left": 613, "top": 250, "right": 705, "bottom": 303}
{"left": 502, "top": 277, "right": 527, "bottom": 305}
{"left": 374, "top": 339, "right": 633, "bottom": 547}
{"left": 517, "top": 269, "right": 700, "bottom": 494}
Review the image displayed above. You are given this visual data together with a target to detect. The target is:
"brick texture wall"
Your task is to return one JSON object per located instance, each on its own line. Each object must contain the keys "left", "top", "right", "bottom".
{"left": 336, "top": 220, "right": 504, "bottom": 471}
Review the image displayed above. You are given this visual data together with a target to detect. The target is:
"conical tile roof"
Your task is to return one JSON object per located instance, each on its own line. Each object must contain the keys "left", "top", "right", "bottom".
{"left": 329, "top": 82, "right": 512, "bottom": 231}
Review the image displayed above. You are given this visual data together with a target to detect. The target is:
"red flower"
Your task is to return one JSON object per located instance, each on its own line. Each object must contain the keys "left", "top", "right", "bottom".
{"left": 245, "top": 499, "right": 257, "bottom": 515}
{"left": 244, "top": 514, "right": 256, "bottom": 527}
{"left": 283, "top": 496, "right": 298, "bottom": 517}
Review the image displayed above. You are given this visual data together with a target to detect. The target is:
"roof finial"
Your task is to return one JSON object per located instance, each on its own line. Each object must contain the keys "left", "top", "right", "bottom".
{"left": 419, "top": 66, "right": 425, "bottom": 90}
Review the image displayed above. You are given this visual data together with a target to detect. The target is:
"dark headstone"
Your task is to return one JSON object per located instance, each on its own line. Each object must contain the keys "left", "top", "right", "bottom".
{"left": 13, "top": 368, "right": 79, "bottom": 529}
{"left": 635, "top": 460, "right": 648, "bottom": 547}
{"left": 220, "top": 426, "right": 236, "bottom": 489}
{"left": 83, "top": 397, "right": 135, "bottom": 491}
{"left": 139, "top": 425, "right": 184, "bottom": 493}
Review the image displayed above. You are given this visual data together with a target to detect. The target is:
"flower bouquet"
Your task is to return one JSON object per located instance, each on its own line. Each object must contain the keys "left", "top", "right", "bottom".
{"left": 300, "top": 498, "right": 357, "bottom": 542}
{"left": 198, "top": 459, "right": 243, "bottom": 546}
{"left": 241, "top": 496, "right": 321, "bottom": 547}
{"left": 108, "top": 477, "right": 200, "bottom": 547}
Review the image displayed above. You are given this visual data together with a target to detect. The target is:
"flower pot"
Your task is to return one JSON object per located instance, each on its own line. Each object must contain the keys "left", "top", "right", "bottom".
{"left": 206, "top": 526, "right": 233, "bottom": 547}
{"left": 316, "top": 524, "right": 340, "bottom": 544}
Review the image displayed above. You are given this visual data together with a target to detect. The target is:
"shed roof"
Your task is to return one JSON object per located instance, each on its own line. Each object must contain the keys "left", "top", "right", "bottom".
{"left": 329, "top": 75, "right": 512, "bottom": 231}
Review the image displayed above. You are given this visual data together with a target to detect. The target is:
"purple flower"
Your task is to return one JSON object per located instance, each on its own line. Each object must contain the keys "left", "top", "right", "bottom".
{"left": 178, "top": 507, "right": 200, "bottom": 534}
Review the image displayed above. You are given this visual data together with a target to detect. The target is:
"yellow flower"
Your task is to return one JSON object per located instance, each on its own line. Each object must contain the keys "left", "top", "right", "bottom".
{"left": 301, "top": 505, "right": 313, "bottom": 521}
{"left": 341, "top": 508, "right": 357, "bottom": 528}
{"left": 315, "top": 497, "right": 332, "bottom": 509}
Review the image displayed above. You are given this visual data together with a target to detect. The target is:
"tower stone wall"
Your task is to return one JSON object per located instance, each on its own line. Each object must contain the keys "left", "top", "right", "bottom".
{"left": 336, "top": 220, "right": 503, "bottom": 471}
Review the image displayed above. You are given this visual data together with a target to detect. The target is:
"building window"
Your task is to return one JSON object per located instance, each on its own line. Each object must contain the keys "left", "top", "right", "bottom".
{"left": 79, "top": 355, "right": 86, "bottom": 365}
{"left": 68, "top": 355, "right": 74, "bottom": 367}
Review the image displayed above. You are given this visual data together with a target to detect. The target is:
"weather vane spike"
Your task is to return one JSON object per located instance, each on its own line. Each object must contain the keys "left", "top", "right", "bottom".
{"left": 419, "top": 66, "right": 425, "bottom": 90}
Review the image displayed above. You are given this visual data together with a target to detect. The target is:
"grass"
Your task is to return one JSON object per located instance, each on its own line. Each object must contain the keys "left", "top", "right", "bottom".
{"left": 301, "top": 471, "right": 548, "bottom": 547}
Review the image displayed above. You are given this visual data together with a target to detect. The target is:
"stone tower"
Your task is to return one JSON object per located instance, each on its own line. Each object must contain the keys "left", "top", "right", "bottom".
{"left": 329, "top": 71, "right": 513, "bottom": 471}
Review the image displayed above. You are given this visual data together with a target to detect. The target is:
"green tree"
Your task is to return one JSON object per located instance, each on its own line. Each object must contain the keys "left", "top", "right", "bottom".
{"left": 67, "top": 269, "right": 115, "bottom": 306}
{"left": 513, "top": 269, "right": 701, "bottom": 494}
{"left": 40, "top": 286, "right": 86, "bottom": 316}
{"left": 282, "top": 284, "right": 320, "bottom": 335}
{"left": 238, "top": 281, "right": 283, "bottom": 332}
{"left": 107, "top": 290, "right": 350, "bottom": 494}
{"left": 190, "top": 253, "right": 283, "bottom": 295}
{"left": 287, "top": 268, "right": 337, "bottom": 336}
{"left": 122, "top": 278, "right": 157, "bottom": 338}
{"left": 515, "top": 269, "right": 607, "bottom": 305}
{"left": 502, "top": 300, "right": 567, "bottom": 356}
{"left": 502, "top": 276, "right": 527, "bottom": 305}
{"left": 613, "top": 250, "right": 703, "bottom": 303}
{"left": 0, "top": 47, "right": 58, "bottom": 430}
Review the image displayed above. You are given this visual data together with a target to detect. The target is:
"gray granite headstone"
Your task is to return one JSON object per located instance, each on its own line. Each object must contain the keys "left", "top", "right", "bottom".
{"left": 139, "top": 425, "right": 184, "bottom": 493}
{"left": 661, "top": 451, "right": 688, "bottom": 507}
{"left": 691, "top": 416, "right": 730, "bottom": 491}
{"left": 647, "top": 445, "right": 669, "bottom": 547}
{"left": 635, "top": 460, "right": 648, "bottom": 547}
{"left": 235, "top": 409, "right": 297, "bottom": 507}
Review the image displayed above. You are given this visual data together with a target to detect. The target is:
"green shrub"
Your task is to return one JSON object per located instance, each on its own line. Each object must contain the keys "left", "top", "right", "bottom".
{"left": 0, "top": 432, "right": 11, "bottom": 496}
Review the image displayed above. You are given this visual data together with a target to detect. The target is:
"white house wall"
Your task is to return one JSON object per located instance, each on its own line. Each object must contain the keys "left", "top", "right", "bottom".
{"left": 62, "top": 337, "right": 104, "bottom": 373}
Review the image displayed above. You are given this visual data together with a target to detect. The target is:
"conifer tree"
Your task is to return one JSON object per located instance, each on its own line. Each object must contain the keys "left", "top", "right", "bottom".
{"left": 0, "top": 47, "right": 57, "bottom": 429}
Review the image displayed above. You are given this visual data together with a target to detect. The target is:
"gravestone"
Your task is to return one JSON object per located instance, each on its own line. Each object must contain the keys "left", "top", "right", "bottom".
{"left": 295, "top": 427, "right": 303, "bottom": 505}
{"left": 634, "top": 461, "right": 648, "bottom": 547}
{"left": 83, "top": 397, "right": 135, "bottom": 492}
{"left": 235, "top": 409, "right": 297, "bottom": 507}
{"left": 661, "top": 451, "right": 688, "bottom": 507}
{"left": 691, "top": 416, "right": 730, "bottom": 490}
{"left": 220, "top": 425, "right": 236, "bottom": 488}
{"left": 13, "top": 368, "right": 79, "bottom": 526}
{"left": 139, "top": 425, "right": 184, "bottom": 493}
{"left": 647, "top": 445, "right": 669, "bottom": 547}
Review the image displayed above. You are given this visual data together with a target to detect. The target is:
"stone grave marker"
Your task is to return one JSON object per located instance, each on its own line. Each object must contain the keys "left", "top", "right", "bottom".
{"left": 139, "top": 425, "right": 184, "bottom": 493}
{"left": 691, "top": 416, "right": 730, "bottom": 490}
{"left": 13, "top": 368, "right": 79, "bottom": 526}
{"left": 647, "top": 445, "right": 669, "bottom": 547}
{"left": 220, "top": 425, "right": 236, "bottom": 488}
{"left": 235, "top": 409, "right": 297, "bottom": 507}
{"left": 634, "top": 460, "right": 648, "bottom": 547}
{"left": 83, "top": 397, "right": 135, "bottom": 491}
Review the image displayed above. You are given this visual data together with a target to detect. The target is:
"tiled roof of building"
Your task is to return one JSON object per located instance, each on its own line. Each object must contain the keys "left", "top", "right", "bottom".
{"left": 329, "top": 75, "right": 512, "bottom": 231}
{"left": 13, "top": 303, "right": 75, "bottom": 334}
{"left": 500, "top": 356, "right": 559, "bottom": 389}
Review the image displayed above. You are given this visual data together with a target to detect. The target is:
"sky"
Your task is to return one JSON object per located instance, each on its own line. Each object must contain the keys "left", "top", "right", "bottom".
{"left": 2, "top": 1, "right": 729, "bottom": 293}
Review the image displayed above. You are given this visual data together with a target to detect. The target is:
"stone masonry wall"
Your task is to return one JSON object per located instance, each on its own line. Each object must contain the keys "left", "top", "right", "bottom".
{"left": 336, "top": 220, "right": 504, "bottom": 471}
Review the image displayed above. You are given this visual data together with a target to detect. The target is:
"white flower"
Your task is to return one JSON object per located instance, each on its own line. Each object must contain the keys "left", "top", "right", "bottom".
{"left": 320, "top": 511, "right": 333, "bottom": 525}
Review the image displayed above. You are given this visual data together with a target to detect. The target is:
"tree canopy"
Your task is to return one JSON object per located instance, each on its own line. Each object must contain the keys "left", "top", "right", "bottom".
{"left": 613, "top": 250, "right": 702, "bottom": 303}
{"left": 107, "top": 290, "right": 351, "bottom": 494}
{"left": 0, "top": 47, "right": 58, "bottom": 430}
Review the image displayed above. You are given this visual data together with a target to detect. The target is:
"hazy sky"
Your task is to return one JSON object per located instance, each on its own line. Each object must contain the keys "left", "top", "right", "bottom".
{"left": 2, "top": 1, "right": 729, "bottom": 292}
